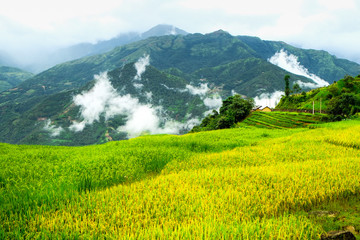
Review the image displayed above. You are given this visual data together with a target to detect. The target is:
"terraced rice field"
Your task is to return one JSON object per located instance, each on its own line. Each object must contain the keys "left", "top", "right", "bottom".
{"left": 241, "top": 111, "right": 323, "bottom": 129}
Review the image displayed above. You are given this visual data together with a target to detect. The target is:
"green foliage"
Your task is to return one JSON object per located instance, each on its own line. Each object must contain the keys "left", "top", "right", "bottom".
{"left": 292, "top": 82, "right": 302, "bottom": 94}
{"left": 192, "top": 95, "right": 254, "bottom": 132}
{"left": 276, "top": 74, "right": 360, "bottom": 121}
{"left": 284, "top": 74, "right": 291, "bottom": 97}
{"left": 327, "top": 93, "right": 360, "bottom": 119}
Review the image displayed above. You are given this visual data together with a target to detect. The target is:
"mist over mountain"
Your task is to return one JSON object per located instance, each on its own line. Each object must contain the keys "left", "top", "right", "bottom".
{"left": 0, "top": 27, "right": 359, "bottom": 145}
{"left": 10, "top": 25, "right": 189, "bottom": 73}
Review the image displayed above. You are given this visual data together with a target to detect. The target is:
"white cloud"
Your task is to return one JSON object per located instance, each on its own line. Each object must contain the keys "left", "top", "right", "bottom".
{"left": 69, "top": 121, "right": 86, "bottom": 132}
{"left": 133, "top": 83, "right": 144, "bottom": 89}
{"left": 69, "top": 70, "right": 201, "bottom": 138}
{"left": 203, "top": 94, "right": 222, "bottom": 110}
{"left": 268, "top": 49, "right": 329, "bottom": 88}
{"left": 72, "top": 72, "right": 117, "bottom": 125}
{"left": 134, "top": 54, "right": 150, "bottom": 80}
{"left": 44, "top": 119, "right": 63, "bottom": 136}
{"left": 1, "top": 0, "right": 360, "bottom": 69}
{"left": 185, "top": 83, "right": 209, "bottom": 96}
{"left": 184, "top": 83, "right": 223, "bottom": 112}
{"left": 254, "top": 91, "right": 284, "bottom": 108}
{"left": 295, "top": 81, "right": 318, "bottom": 89}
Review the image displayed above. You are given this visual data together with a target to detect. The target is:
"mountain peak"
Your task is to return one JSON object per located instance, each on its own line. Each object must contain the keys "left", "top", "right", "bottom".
{"left": 207, "top": 29, "right": 232, "bottom": 37}
{"left": 141, "top": 24, "right": 188, "bottom": 38}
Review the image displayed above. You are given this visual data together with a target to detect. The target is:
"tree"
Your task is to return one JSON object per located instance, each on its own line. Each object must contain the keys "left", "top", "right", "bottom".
{"left": 219, "top": 95, "right": 254, "bottom": 123}
{"left": 191, "top": 95, "right": 255, "bottom": 132}
{"left": 284, "top": 75, "right": 291, "bottom": 97}
{"left": 327, "top": 93, "right": 360, "bottom": 118}
{"left": 292, "top": 83, "right": 302, "bottom": 94}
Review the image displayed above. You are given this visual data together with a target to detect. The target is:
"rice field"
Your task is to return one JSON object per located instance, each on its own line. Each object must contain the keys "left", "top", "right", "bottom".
{"left": 241, "top": 111, "right": 323, "bottom": 129}
{"left": 1, "top": 119, "right": 360, "bottom": 239}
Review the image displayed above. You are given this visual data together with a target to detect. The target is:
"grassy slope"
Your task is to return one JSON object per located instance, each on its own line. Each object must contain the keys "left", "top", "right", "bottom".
{"left": 276, "top": 74, "right": 360, "bottom": 111}
{"left": 1, "top": 120, "right": 360, "bottom": 239}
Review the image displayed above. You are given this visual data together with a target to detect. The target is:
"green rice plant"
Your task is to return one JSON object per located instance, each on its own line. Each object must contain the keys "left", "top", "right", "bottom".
{"left": 1, "top": 118, "right": 360, "bottom": 239}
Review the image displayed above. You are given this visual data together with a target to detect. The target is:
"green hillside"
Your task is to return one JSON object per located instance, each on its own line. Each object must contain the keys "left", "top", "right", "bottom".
{"left": 2, "top": 30, "right": 359, "bottom": 106}
{"left": 276, "top": 74, "right": 360, "bottom": 117}
{"left": 238, "top": 35, "right": 360, "bottom": 83}
{"left": 0, "top": 63, "right": 208, "bottom": 145}
{"left": 1, "top": 119, "right": 360, "bottom": 239}
{"left": 192, "top": 57, "right": 311, "bottom": 96}
{"left": 0, "top": 66, "right": 33, "bottom": 92}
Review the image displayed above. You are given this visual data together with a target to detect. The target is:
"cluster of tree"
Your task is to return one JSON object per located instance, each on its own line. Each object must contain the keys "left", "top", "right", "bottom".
{"left": 191, "top": 94, "right": 254, "bottom": 132}
{"left": 278, "top": 74, "right": 360, "bottom": 121}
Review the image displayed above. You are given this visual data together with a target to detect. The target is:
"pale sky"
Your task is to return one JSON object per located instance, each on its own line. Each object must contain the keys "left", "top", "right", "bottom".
{"left": 1, "top": 0, "right": 360, "bottom": 66}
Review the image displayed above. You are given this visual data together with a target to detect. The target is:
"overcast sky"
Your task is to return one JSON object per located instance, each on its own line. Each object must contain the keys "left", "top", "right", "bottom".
{"left": 1, "top": 0, "right": 360, "bottom": 65}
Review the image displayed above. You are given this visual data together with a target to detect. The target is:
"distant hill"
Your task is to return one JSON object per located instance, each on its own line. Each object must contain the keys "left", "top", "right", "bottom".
{"left": 0, "top": 66, "right": 33, "bottom": 92}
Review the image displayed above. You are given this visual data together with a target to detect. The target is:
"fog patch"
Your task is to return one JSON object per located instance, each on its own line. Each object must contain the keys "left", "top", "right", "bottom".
{"left": 133, "top": 83, "right": 144, "bottom": 89}
{"left": 231, "top": 89, "right": 238, "bottom": 96}
{"left": 268, "top": 49, "right": 329, "bottom": 88}
{"left": 69, "top": 71, "right": 201, "bottom": 138}
{"left": 185, "top": 83, "right": 209, "bottom": 96}
{"left": 44, "top": 119, "right": 63, "bottom": 137}
{"left": 185, "top": 83, "right": 222, "bottom": 113}
{"left": 204, "top": 94, "right": 222, "bottom": 110}
{"left": 134, "top": 54, "right": 150, "bottom": 80}
{"left": 295, "top": 81, "right": 318, "bottom": 89}
{"left": 254, "top": 91, "right": 284, "bottom": 108}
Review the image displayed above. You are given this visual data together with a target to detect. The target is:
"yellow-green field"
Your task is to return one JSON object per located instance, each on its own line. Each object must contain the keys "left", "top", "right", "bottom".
{"left": 1, "top": 119, "right": 360, "bottom": 239}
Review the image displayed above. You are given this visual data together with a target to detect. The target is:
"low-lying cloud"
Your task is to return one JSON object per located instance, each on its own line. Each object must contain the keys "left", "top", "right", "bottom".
{"left": 134, "top": 54, "right": 150, "bottom": 80}
{"left": 268, "top": 49, "right": 329, "bottom": 88}
{"left": 69, "top": 70, "right": 200, "bottom": 138}
{"left": 44, "top": 119, "right": 63, "bottom": 137}
{"left": 185, "top": 83, "right": 209, "bottom": 96}
{"left": 254, "top": 90, "right": 284, "bottom": 108}
{"left": 46, "top": 55, "right": 223, "bottom": 138}
{"left": 184, "top": 83, "right": 222, "bottom": 113}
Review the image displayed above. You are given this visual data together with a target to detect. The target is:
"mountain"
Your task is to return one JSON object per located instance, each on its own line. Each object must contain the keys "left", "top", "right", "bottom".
{"left": 0, "top": 66, "right": 34, "bottom": 92}
{"left": 1, "top": 30, "right": 360, "bottom": 145}
{"left": 30, "top": 25, "right": 189, "bottom": 73}
{"left": 141, "top": 24, "right": 188, "bottom": 38}
{"left": 0, "top": 62, "right": 210, "bottom": 145}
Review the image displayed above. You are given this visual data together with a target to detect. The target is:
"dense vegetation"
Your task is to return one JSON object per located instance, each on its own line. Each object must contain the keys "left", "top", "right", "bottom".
{"left": 276, "top": 74, "right": 360, "bottom": 120}
{"left": 0, "top": 66, "right": 33, "bottom": 92}
{"left": 1, "top": 119, "right": 360, "bottom": 239}
{"left": 191, "top": 95, "right": 254, "bottom": 132}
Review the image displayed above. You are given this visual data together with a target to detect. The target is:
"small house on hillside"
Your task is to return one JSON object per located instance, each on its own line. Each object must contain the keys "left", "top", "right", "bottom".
{"left": 252, "top": 106, "right": 272, "bottom": 112}
{"left": 261, "top": 106, "right": 272, "bottom": 112}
